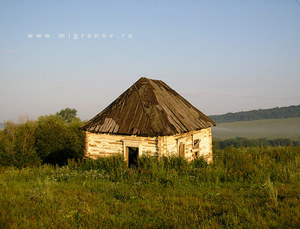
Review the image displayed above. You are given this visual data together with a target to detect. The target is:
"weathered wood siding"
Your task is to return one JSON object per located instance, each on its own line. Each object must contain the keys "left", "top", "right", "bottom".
{"left": 85, "top": 127, "right": 213, "bottom": 163}
{"left": 85, "top": 133, "right": 158, "bottom": 159}
{"left": 159, "top": 128, "right": 213, "bottom": 163}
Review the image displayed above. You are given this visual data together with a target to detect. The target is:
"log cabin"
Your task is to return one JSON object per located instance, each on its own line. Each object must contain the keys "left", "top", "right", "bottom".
{"left": 81, "top": 77, "right": 216, "bottom": 166}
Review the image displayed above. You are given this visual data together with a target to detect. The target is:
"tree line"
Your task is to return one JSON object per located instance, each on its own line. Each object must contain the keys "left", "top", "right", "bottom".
{"left": 209, "top": 104, "right": 300, "bottom": 123}
{"left": 213, "top": 137, "right": 300, "bottom": 149}
{"left": 0, "top": 108, "right": 85, "bottom": 167}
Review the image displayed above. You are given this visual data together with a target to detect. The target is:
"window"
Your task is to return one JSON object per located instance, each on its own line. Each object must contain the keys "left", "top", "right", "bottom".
{"left": 193, "top": 139, "right": 200, "bottom": 149}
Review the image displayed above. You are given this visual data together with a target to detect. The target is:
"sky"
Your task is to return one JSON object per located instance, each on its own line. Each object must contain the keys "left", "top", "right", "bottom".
{"left": 0, "top": 0, "right": 300, "bottom": 122}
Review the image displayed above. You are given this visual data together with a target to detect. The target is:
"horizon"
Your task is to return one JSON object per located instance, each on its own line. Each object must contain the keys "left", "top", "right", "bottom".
{"left": 1, "top": 1, "right": 300, "bottom": 122}
{"left": 0, "top": 103, "right": 299, "bottom": 124}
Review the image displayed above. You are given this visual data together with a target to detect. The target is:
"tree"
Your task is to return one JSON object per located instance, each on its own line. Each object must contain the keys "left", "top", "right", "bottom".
{"left": 0, "top": 109, "right": 85, "bottom": 167}
{"left": 0, "top": 120, "right": 40, "bottom": 167}
{"left": 56, "top": 108, "right": 77, "bottom": 123}
{"left": 34, "top": 115, "right": 85, "bottom": 165}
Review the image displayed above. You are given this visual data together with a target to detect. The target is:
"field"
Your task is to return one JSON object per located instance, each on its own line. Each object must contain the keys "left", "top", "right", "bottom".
{"left": 1, "top": 147, "right": 300, "bottom": 228}
{"left": 212, "top": 117, "right": 300, "bottom": 140}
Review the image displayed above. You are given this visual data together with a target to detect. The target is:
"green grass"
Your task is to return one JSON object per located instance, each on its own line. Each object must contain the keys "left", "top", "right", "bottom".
{"left": 0, "top": 147, "right": 300, "bottom": 228}
{"left": 212, "top": 117, "right": 300, "bottom": 140}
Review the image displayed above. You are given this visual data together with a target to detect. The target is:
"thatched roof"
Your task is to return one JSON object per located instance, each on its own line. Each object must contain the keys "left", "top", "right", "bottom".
{"left": 81, "top": 77, "right": 215, "bottom": 136}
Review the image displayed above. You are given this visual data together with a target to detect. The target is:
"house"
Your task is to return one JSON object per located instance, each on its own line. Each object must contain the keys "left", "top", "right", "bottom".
{"left": 81, "top": 77, "right": 216, "bottom": 166}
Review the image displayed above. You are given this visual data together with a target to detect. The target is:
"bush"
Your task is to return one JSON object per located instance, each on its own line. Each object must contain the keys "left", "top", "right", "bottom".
{"left": 35, "top": 115, "right": 85, "bottom": 165}
{"left": 0, "top": 109, "right": 85, "bottom": 167}
{"left": 0, "top": 120, "right": 41, "bottom": 167}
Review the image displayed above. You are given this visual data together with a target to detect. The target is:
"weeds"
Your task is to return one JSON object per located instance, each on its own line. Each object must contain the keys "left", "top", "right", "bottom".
{"left": 0, "top": 146, "right": 299, "bottom": 228}
{"left": 263, "top": 175, "right": 278, "bottom": 208}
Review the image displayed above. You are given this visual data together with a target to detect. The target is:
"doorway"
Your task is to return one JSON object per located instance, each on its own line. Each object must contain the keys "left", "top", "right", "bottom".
{"left": 127, "top": 147, "right": 139, "bottom": 168}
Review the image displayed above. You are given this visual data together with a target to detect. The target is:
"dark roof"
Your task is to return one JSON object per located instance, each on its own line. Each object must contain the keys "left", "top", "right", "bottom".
{"left": 81, "top": 77, "right": 216, "bottom": 136}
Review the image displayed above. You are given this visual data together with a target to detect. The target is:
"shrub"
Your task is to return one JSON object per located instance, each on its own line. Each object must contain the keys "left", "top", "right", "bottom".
{"left": 0, "top": 108, "right": 86, "bottom": 167}
{"left": 0, "top": 120, "right": 41, "bottom": 167}
{"left": 35, "top": 115, "right": 85, "bottom": 165}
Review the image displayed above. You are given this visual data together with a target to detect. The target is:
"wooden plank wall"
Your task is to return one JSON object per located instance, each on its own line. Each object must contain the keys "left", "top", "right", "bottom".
{"left": 161, "top": 128, "right": 213, "bottom": 163}
{"left": 85, "top": 128, "right": 213, "bottom": 163}
{"left": 85, "top": 133, "right": 158, "bottom": 159}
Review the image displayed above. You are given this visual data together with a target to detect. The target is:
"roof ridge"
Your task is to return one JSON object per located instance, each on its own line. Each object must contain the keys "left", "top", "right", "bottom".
{"left": 133, "top": 82, "right": 153, "bottom": 132}
{"left": 133, "top": 83, "right": 146, "bottom": 113}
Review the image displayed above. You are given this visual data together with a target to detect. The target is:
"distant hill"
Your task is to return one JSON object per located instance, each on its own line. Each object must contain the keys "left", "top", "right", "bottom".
{"left": 209, "top": 104, "right": 300, "bottom": 123}
{"left": 0, "top": 123, "right": 4, "bottom": 130}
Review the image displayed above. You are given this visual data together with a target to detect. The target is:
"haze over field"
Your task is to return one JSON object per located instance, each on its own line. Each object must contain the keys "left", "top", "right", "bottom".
{"left": 210, "top": 105, "right": 300, "bottom": 139}
{"left": 0, "top": 1, "right": 300, "bottom": 122}
{"left": 212, "top": 117, "right": 300, "bottom": 140}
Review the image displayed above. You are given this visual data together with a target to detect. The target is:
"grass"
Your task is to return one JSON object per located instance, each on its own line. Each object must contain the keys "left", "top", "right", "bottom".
{"left": 212, "top": 117, "right": 300, "bottom": 140}
{"left": 0, "top": 146, "right": 300, "bottom": 228}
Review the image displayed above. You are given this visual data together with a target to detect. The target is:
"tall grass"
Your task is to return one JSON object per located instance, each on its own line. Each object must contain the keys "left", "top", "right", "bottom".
{"left": 0, "top": 146, "right": 299, "bottom": 228}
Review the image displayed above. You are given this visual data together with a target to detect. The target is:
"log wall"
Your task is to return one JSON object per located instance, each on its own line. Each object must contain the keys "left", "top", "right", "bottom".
{"left": 85, "top": 128, "right": 213, "bottom": 163}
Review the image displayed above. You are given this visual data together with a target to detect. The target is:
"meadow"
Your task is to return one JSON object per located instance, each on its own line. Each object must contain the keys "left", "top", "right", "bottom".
{"left": 0, "top": 146, "right": 299, "bottom": 228}
{"left": 212, "top": 117, "right": 300, "bottom": 140}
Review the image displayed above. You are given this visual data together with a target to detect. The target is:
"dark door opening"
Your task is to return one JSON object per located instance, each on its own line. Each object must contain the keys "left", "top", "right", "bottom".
{"left": 127, "top": 147, "right": 139, "bottom": 168}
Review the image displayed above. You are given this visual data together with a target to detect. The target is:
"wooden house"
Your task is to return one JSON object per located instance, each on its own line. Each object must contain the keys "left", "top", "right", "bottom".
{"left": 81, "top": 77, "right": 216, "bottom": 166}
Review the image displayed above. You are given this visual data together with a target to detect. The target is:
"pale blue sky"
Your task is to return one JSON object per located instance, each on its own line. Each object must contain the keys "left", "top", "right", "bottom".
{"left": 0, "top": 0, "right": 300, "bottom": 122}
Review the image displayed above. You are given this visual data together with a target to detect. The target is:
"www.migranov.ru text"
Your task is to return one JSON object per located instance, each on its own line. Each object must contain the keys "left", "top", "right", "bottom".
{"left": 26, "top": 33, "right": 133, "bottom": 40}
